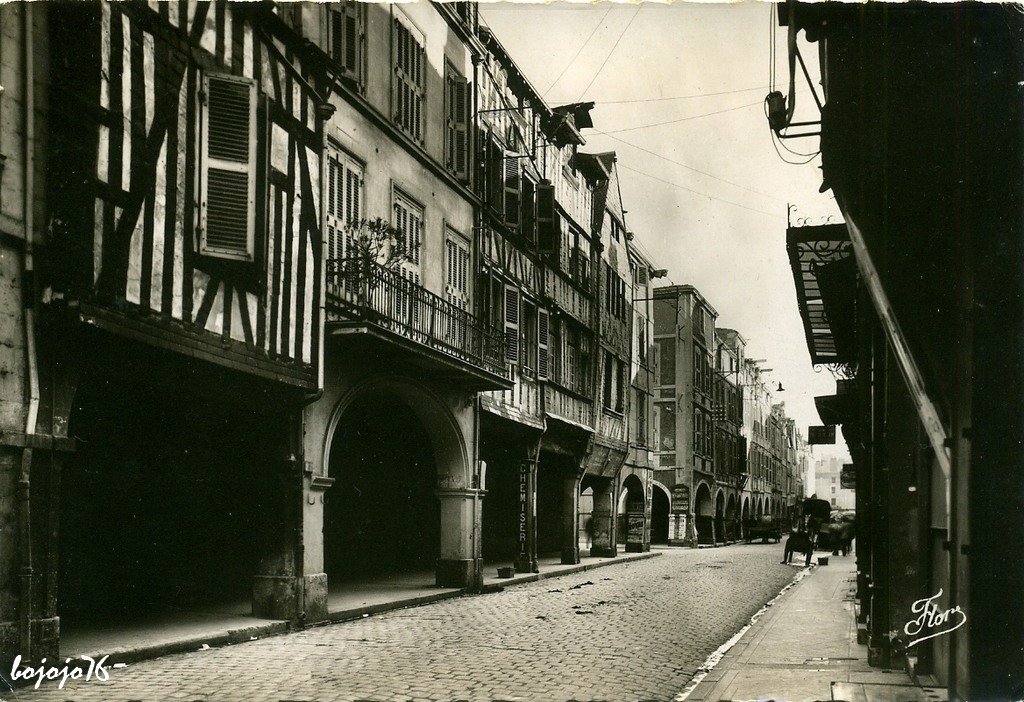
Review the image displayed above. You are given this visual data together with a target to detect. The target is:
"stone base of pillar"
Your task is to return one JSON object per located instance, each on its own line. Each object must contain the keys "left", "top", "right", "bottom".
{"left": 625, "top": 543, "right": 648, "bottom": 553}
{"left": 668, "top": 539, "right": 688, "bottom": 547}
{"left": 436, "top": 558, "right": 478, "bottom": 588}
{"left": 32, "top": 616, "right": 60, "bottom": 663}
{"left": 867, "top": 635, "right": 891, "bottom": 668}
{"left": 253, "top": 574, "right": 327, "bottom": 622}
{"left": 561, "top": 548, "right": 580, "bottom": 565}
{"left": 514, "top": 556, "right": 538, "bottom": 574}
{"left": 590, "top": 546, "right": 617, "bottom": 558}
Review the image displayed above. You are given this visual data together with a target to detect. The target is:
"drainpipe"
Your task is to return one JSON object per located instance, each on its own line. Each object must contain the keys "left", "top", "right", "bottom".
{"left": 19, "top": 1, "right": 38, "bottom": 660}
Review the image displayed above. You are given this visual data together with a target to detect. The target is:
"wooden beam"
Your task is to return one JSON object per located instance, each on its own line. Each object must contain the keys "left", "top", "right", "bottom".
{"left": 838, "top": 205, "right": 952, "bottom": 488}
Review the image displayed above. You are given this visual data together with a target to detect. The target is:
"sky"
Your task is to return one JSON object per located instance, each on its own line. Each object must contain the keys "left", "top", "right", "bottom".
{"left": 480, "top": 1, "right": 851, "bottom": 463}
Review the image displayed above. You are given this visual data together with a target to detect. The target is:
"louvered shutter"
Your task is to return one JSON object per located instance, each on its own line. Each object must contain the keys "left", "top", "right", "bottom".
{"left": 504, "top": 285, "right": 520, "bottom": 363}
{"left": 537, "top": 308, "right": 550, "bottom": 380}
{"left": 200, "top": 74, "right": 256, "bottom": 260}
{"left": 487, "top": 139, "right": 504, "bottom": 216}
{"left": 637, "top": 266, "right": 649, "bottom": 286}
{"left": 503, "top": 156, "right": 521, "bottom": 228}
{"left": 343, "top": 1, "right": 361, "bottom": 79}
{"left": 453, "top": 76, "right": 469, "bottom": 180}
{"left": 536, "top": 180, "right": 557, "bottom": 254}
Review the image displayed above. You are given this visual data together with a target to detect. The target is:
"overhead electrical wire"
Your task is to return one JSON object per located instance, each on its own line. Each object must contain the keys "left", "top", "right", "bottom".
{"left": 601, "top": 99, "right": 765, "bottom": 135}
{"left": 552, "top": 85, "right": 771, "bottom": 106}
{"left": 542, "top": 6, "right": 613, "bottom": 98}
{"left": 591, "top": 129, "right": 788, "bottom": 204}
{"left": 574, "top": 6, "right": 643, "bottom": 103}
{"left": 616, "top": 163, "right": 785, "bottom": 220}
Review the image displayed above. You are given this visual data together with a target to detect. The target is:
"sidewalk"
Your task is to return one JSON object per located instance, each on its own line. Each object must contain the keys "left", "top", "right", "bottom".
{"left": 682, "top": 555, "right": 947, "bottom": 702}
{"left": 57, "top": 550, "right": 659, "bottom": 667}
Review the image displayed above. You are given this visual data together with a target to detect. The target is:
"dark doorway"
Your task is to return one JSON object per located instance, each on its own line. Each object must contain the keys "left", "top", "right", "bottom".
{"left": 651, "top": 486, "right": 670, "bottom": 544}
{"left": 60, "top": 343, "right": 278, "bottom": 625}
{"left": 536, "top": 453, "right": 570, "bottom": 557}
{"left": 325, "top": 392, "right": 439, "bottom": 581}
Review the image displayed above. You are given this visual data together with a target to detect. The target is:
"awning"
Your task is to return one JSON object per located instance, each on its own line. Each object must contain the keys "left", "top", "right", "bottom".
{"left": 786, "top": 223, "right": 857, "bottom": 365}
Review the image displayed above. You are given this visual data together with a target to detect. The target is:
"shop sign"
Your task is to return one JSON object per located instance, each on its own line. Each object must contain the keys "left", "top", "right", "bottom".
{"left": 627, "top": 512, "right": 645, "bottom": 544}
{"left": 671, "top": 485, "right": 690, "bottom": 513}
{"left": 808, "top": 425, "right": 836, "bottom": 444}
{"left": 519, "top": 463, "right": 529, "bottom": 558}
{"left": 840, "top": 464, "right": 856, "bottom": 489}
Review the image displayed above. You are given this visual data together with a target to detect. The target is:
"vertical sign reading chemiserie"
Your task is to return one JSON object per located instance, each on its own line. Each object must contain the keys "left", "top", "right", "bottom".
{"left": 518, "top": 462, "right": 529, "bottom": 559}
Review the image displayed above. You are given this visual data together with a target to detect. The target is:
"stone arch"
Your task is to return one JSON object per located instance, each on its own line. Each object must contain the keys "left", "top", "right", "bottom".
{"left": 695, "top": 482, "right": 715, "bottom": 546}
{"left": 322, "top": 375, "right": 474, "bottom": 587}
{"left": 725, "top": 494, "right": 738, "bottom": 542}
{"left": 323, "top": 374, "right": 471, "bottom": 489}
{"left": 651, "top": 481, "right": 671, "bottom": 545}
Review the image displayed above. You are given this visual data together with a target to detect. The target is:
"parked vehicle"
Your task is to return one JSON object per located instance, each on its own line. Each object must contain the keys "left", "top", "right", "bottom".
{"left": 746, "top": 515, "right": 783, "bottom": 544}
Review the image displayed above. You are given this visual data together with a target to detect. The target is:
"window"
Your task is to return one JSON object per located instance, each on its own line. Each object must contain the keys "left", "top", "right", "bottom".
{"left": 325, "top": 147, "right": 363, "bottom": 265}
{"left": 603, "top": 351, "right": 624, "bottom": 413}
{"left": 392, "top": 191, "right": 423, "bottom": 321}
{"left": 503, "top": 285, "right": 520, "bottom": 364}
{"left": 393, "top": 191, "right": 422, "bottom": 269}
{"left": 693, "top": 346, "right": 711, "bottom": 397}
{"left": 444, "top": 232, "right": 470, "bottom": 348}
{"left": 636, "top": 314, "right": 648, "bottom": 366}
{"left": 520, "top": 177, "right": 537, "bottom": 245}
{"left": 536, "top": 181, "right": 558, "bottom": 255}
{"left": 657, "top": 337, "right": 675, "bottom": 386}
{"left": 604, "top": 263, "right": 626, "bottom": 320}
{"left": 327, "top": 2, "right": 365, "bottom": 87}
{"left": 656, "top": 402, "right": 675, "bottom": 452}
{"left": 523, "top": 301, "right": 537, "bottom": 373}
{"left": 693, "top": 407, "right": 713, "bottom": 458}
{"left": 392, "top": 13, "right": 425, "bottom": 142}
{"left": 635, "top": 388, "right": 647, "bottom": 445}
{"left": 444, "top": 233, "right": 470, "bottom": 310}
{"left": 443, "top": 62, "right": 469, "bottom": 179}
{"left": 610, "top": 216, "right": 623, "bottom": 243}
{"left": 199, "top": 74, "right": 257, "bottom": 261}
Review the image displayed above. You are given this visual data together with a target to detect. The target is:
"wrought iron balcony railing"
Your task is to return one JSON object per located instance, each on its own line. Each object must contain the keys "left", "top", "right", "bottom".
{"left": 325, "top": 258, "right": 507, "bottom": 378}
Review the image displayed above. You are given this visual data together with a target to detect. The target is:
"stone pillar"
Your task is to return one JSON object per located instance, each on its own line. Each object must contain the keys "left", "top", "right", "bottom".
{"left": 301, "top": 472, "right": 333, "bottom": 624}
{"left": 252, "top": 413, "right": 306, "bottom": 621}
{"left": 561, "top": 470, "right": 582, "bottom": 565}
{"left": 590, "top": 480, "right": 616, "bottom": 557}
{"left": 436, "top": 488, "right": 481, "bottom": 587}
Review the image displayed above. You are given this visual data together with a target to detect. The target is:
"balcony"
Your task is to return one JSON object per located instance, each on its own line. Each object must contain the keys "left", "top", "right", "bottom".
{"left": 325, "top": 259, "right": 511, "bottom": 389}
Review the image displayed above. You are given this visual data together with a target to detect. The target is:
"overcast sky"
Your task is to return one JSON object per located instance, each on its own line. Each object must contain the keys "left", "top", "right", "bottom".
{"left": 480, "top": 2, "right": 851, "bottom": 463}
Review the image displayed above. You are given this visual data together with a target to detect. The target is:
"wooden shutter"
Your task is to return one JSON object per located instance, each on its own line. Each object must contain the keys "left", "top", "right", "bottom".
{"left": 537, "top": 308, "right": 550, "bottom": 380}
{"left": 503, "top": 155, "right": 521, "bottom": 228}
{"left": 393, "top": 15, "right": 424, "bottom": 141}
{"left": 504, "top": 285, "right": 520, "bottom": 363}
{"left": 343, "top": 2, "right": 362, "bottom": 79}
{"left": 536, "top": 180, "right": 557, "bottom": 254}
{"left": 200, "top": 74, "right": 256, "bottom": 261}
{"left": 453, "top": 75, "right": 469, "bottom": 180}
{"left": 487, "top": 139, "right": 504, "bottom": 216}
{"left": 326, "top": 155, "right": 341, "bottom": 263}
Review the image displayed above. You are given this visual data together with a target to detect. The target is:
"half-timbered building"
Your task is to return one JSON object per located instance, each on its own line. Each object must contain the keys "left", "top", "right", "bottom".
{"left": 2, "top": 0, "right": 332, "bottom": 663}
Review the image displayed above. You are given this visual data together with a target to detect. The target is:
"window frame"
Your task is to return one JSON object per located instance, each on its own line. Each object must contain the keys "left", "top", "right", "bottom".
{"left": 198, "top": 72, "right": 258, "bottom": 262}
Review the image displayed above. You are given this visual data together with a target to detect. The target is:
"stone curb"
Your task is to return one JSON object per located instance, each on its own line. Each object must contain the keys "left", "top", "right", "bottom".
{"left": 15, "top": 551, "right": 663, "bottom": 686}
{"left": 479, "top": 550, "right": 661, "bottom": 593}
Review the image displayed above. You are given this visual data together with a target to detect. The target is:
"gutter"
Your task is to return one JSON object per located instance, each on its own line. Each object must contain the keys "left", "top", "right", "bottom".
{"left": 19, "top": 2, "right": 38, "bottom": 660}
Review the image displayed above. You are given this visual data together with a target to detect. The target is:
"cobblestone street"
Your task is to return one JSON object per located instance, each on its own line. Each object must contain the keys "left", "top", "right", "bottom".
{"left": 10, "top": 546, "right": 796, "bottom": 702}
